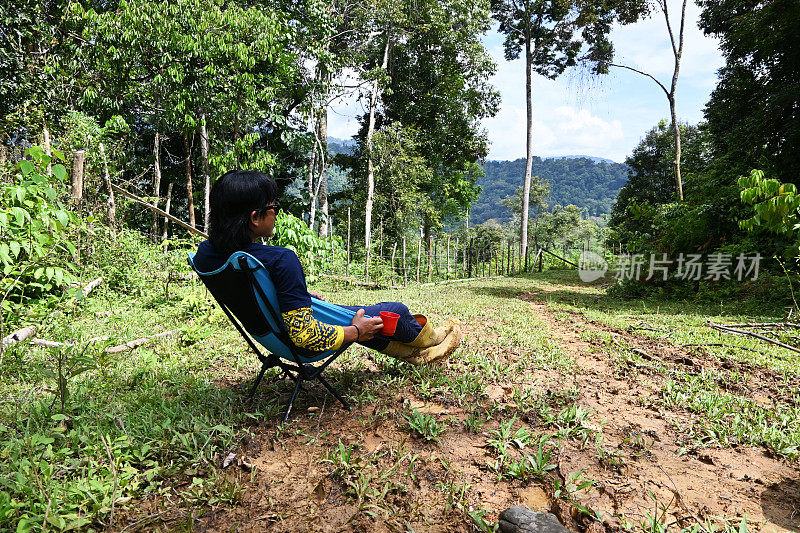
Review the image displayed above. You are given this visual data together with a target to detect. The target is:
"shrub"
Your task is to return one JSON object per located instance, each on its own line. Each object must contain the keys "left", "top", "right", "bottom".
{"left": 0, "top": 146, "right": 79, "bottom": 324}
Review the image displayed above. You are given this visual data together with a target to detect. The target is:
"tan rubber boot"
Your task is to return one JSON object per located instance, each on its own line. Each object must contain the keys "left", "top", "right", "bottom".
{"left": 404, "top": 323, "right": 462, "bottom": 364}
{"left": 407, "top": 320, "right": 448, "bottom": 348}
{"left": 379, "top": 321, "right": 462, "bottom": 365}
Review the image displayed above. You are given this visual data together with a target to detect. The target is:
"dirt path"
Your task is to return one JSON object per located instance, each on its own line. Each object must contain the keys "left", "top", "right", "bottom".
{"left": 521, "top": 292, "right": 800, "bottom": 531}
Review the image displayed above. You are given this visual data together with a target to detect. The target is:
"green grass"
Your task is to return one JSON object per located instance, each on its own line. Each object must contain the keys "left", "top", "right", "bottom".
{"left": 2, "top": 245, "right": 800, "bottom": 530}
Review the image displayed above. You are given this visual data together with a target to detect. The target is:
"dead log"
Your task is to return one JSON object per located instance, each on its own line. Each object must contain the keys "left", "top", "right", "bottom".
{"left": 82, "top": 277, "right": 103, "bottom": 296}
{"left": 29, "top": 330, "right": 178, "bottom": 353}
{"left": 706, "top": 321, "right": 800, "bottom": 354}
{"left": 31, "top": 338, "right": 65, "bottom": 349}
{"left": 2, "top": 326, "right": 37, "bottom": 347}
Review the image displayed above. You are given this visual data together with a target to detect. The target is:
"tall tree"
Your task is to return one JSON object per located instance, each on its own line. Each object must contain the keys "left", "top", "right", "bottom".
{"left": 698, "top": 0, "right": 800, "bottom": 184}
{"left": 491, "top": 0, "right": 645, "bottom": 264}
{"left": 0, "top": 0, "right": 87, "bottom": 151}
{"left": 79, "top": 0, "right": 300, "bottom": 226}
{"left": 378, "top": 0, "right": 500, "bottom": 244}
{"left": 607, "top": 0, "right": 689, "bottom": 201}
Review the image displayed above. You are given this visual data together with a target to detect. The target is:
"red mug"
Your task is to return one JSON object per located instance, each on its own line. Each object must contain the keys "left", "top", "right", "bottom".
{"left": 379, "top": 311, "right": 400, "bottom": 336}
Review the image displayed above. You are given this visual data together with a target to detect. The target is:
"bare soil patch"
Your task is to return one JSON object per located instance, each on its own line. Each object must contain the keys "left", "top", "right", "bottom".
{"left": 520, "top": 290, "right": 800, "bottom": 532}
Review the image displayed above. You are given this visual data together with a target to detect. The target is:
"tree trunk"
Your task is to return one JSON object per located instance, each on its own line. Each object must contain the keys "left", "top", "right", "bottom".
{"left": 152, "top": 132, "right": 162, "bottom": 238}
{"left": 99, "top": 143, "right": 116, "bottom": 236}
{"left": 520, "top": 26, "right": 534, "bottom": 266}
{"left": 665, "top": 0, "right": 687, "bottom": 201}
{"left": 43, "top": 125, "right": 52, "bottom": 176}
{"left": 670, "top": 98, "right": 683, "bottom": 200}
{"left": 365, "top": 32, "right": 391, "bottom": 281}
{"left": 162, "top": 182, "right": 173, "bottom": 250}
{"left": 318, "top": 107, "right": 329, "bottom": 238}
{"left": 184, "top": 134, "right": 196, "bottom": 229}
{"left": 200, "top": 115, "right": 211, "bottom": 233}
{"left": 308, "top": 141, "right": 317, "bottom": 230}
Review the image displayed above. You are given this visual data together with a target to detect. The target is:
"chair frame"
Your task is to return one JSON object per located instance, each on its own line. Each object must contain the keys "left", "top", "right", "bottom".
{"left": 195, "top": 255, "right": 351, "bottom": 423}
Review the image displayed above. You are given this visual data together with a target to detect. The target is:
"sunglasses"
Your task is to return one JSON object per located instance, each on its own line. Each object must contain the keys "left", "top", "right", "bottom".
{"left": 261, "top": 202, "right": 281, "bottom": 215}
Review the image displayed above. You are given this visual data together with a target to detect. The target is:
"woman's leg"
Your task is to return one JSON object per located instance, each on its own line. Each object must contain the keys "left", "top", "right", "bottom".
{"left": 337, "top": 302, "right": 423, "bottom": 351}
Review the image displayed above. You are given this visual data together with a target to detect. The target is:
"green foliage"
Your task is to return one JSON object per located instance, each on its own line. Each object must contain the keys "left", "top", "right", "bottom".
{"left": 698, "top": 0, "right": 800, "bottom": 185}
{"left": 0, "top": 146, "right": 79, "bottom": 321}
{"left": 739, "top": 169, "right": 800, "bottom": 257}
{"left": 344, "top": 0, "right": 499, "bottom": 237}
{"left": 608, "top": 122, "right": 713, "bottom": 252}
{"left": 272, "top": 211, "right": 342, "bottom": 279}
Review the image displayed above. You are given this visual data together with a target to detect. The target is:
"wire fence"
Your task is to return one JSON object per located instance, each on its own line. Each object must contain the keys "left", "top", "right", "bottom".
{"left": 107, "top": 184, "right": 594, "bottom": 288}
{"left": 318, "top": 232, "right": 592, "bottom": 288}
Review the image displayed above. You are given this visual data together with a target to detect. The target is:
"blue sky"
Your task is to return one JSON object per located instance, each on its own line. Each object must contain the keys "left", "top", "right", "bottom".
{"left": 327, "top": 1, "right": 724, "bottom": 163}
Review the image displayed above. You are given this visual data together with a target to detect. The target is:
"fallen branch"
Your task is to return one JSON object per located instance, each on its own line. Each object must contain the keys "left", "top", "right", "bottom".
{"left": 109, "top": 183, "right": 207, "bottom": 239}
{"left": 2, "top": 325, "right": 37, "bottom": 347}
{"left": 29, "top": 330, "right": 178, "bottom": 353}
{"left": 31, "top": 338, "right": 66, "bottom": 349}
{"left": 82, "top": 277, "right": 103, "bottom": 296}
{"left": 681, "top": 343, "right": 770, "bottom": 357}
{"left": 722, "top": 322, "right": 800, "bottom": 329}
{"left": 420, "top": 275, "right": 504, "bottom": 287}
{"left": 105, "top": 329, "right": 178, "bottom": 354}
{"left": 706, "top": 321, "right": 800, "bottom": 354}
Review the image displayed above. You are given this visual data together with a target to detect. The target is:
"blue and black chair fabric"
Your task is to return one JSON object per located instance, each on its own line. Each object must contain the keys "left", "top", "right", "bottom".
{"left": 187, "top": 251, "right": 357, "bottom": 423}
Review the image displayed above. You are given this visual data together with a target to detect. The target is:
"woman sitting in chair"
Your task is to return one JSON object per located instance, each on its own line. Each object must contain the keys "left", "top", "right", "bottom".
{"left": 192, "top": 169, "right": 462, "bottom": 364}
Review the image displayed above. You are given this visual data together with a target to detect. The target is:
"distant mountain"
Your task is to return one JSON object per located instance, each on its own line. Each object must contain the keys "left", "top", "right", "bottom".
{"left": 324, "top": 139, "right": 627, "bottom": 225}
{"left": 328, "top": 137, "right": 356, "bottom": 156}
{"left": 545, "top": 155, "right": 618, "bottom": 164}
{"left": 471, "top": 156, "right": 629, "bottom": 225}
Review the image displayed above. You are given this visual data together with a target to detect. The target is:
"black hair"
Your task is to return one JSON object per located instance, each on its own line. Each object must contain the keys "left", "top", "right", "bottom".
{"left": 208, "top": 170, "right": 278, "bottom": 255}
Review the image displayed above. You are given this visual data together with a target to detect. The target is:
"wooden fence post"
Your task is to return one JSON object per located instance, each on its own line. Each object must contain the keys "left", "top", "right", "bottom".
{"left": 434, "top": 238, "right": 440, "bottom": 279}
{"left": 467, "top": 238, "right": 473, "bottom": 278}
{"left": 402, "top": 237, "right": 407, "bottom": 286}
{"left": 446, "top": 235, "right": 451, "bottom": 279}
{"left": 427, "top": 236, "right": 433, "bottom": 282}
{"left": 416, "top": 237, "right": 422, "bottom": 283}
{"left": 71, "top": 150, "right": 84, "bottom": 202}
{"left": 391, "top": 242, "right": 397, "bottom": 286}
{"left": 455, "top": 237, "right": 459, "bottom": 278}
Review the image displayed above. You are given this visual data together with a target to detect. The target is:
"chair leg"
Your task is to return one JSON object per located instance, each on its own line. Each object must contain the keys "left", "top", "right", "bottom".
{"left": 317, "top": 375, "right": 351, "bottom": 411}
{"left": 282, "top": 375, "right": 305, "bottom": 424}
{"left": 248, "top": 363, "right": 269, "bottom": 400}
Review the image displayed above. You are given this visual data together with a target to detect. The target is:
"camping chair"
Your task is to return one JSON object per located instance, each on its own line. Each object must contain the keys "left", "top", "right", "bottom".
{"left": 187, "top": 251, "right": 356, "bottom": 423}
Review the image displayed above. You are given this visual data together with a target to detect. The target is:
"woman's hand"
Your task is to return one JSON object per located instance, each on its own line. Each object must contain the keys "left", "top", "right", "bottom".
{"left": 308, "top": 290, "right": 325, "bottom": 300}
{"left": 350, "top": 308, "right": 383, "bottom": 341}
